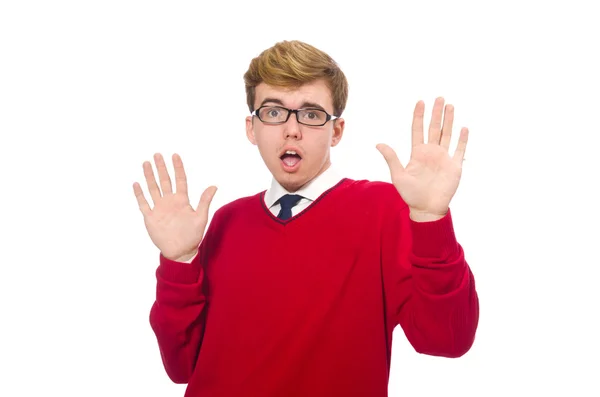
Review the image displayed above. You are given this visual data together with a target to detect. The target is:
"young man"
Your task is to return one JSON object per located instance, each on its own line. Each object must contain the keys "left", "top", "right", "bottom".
{"left": 133, "top": 40, "right": 479, "bottom": 396}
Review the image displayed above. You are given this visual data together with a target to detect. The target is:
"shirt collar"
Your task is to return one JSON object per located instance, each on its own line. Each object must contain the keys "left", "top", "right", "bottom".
{"left": 264, "top": 165, "right": 343, "bottom": 209}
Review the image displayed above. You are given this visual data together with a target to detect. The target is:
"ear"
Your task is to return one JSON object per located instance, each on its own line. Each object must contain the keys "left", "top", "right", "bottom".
{"left": 246, "top": 115, "right": 257, "bottom": 145}
{"left": 330, "top": 118, "right": 345, "bottom": 147}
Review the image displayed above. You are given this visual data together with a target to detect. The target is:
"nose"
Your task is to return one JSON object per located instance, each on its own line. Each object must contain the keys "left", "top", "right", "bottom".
{"left": 283, "top": 112, "right": 302, "bottom": 140}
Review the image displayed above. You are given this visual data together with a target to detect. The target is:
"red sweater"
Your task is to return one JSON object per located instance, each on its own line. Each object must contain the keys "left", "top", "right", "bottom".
{"left": 149, "top": 178, "right": 479, "bottom": 396}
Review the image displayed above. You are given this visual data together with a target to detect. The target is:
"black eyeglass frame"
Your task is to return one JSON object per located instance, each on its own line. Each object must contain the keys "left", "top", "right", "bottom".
{"left": 251, "top": 105, "right": 339, "bottom": 127}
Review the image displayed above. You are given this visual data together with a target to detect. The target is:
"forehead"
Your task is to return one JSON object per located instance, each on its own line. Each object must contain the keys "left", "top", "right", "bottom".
{"left": 254, "top": 79, "right": 333, "bottom": 111}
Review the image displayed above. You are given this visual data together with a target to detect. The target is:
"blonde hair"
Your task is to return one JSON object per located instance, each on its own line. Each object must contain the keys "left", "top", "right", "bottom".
{"left": 243, "top": 40, "right": 348, "bottom": 117}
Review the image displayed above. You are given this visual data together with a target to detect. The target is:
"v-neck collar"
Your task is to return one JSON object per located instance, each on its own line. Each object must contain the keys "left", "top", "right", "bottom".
{"left": 260, "top": 171, "right": 349, "bottom": 225}
{"left": 263, "top": 165, "right": 343, "bottom": 209}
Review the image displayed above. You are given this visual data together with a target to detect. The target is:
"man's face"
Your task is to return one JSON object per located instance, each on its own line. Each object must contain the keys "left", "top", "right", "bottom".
{"left": 245, "top": 79, "right": 345, "bottom": 192}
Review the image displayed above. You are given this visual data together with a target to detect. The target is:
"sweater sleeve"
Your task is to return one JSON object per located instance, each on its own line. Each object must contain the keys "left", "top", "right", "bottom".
{"left": 148, "top": 215, "right": 217, "bottom": 384}
{"left": 382, "top": 203, "right": 479, "bottom": 358}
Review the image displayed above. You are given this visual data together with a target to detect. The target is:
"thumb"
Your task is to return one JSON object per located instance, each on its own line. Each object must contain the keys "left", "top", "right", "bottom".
{"left": 196, "top": 185, "right": 218, "bottom": 214}
{"left": 376, "top": 144, "right": 404, "bottom": 177}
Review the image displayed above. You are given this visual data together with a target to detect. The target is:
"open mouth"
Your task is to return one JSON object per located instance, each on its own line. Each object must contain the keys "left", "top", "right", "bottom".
{"left": 280, "top": 150, "right": 302, "bottom": 168}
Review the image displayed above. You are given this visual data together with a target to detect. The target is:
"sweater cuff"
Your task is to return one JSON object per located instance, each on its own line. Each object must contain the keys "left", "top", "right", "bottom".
{"left": 157, "top": 253, "right": 202, "bottom": 284}
{"left": 410, "top": 208, "right": 459, "bottom": 258}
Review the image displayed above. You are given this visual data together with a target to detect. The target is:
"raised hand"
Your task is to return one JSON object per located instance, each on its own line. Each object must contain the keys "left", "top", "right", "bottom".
{"left": 376, "top": 97, "right": 468, "bottom": 222}
{"left": 133, "top": 153, "right": 217, "bottom": 262}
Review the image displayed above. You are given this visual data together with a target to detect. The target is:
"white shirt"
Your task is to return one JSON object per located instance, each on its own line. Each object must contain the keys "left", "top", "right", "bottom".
{"left": 181, "top": 165, "right": 344, "bottom": 263}
{"left": 263, "top": 165, "right": 344, "bottom": 217}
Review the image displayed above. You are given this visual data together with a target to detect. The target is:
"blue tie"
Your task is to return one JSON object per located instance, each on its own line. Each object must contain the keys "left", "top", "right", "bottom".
{"left": 277, "top": 194, "right": 303, "bottom": 220}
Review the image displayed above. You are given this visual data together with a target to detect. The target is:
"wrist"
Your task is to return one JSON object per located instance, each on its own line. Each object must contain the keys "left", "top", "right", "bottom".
{"left": 168, "top": 249, "right": 198, "bottom": 263}
{"left": 409, "top": 208, "right": 447, "bottom": 222}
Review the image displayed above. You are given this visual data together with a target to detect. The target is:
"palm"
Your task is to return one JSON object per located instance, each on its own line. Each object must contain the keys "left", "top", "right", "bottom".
{"left": 143, "top": 194, "right": 206, "bottom": 260}
{"left": 133, "top": 153, "right": 217, "bottom": 261}
{"left": 377, "top": 98, "right": 468, "bottom": 217}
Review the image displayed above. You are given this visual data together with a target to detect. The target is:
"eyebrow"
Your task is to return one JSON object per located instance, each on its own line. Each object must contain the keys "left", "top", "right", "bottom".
{"left": 260, "top": 97, "right": 327, "bottom": 112}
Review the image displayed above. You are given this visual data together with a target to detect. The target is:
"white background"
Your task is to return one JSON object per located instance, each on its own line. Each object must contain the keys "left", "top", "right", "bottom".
{"left": 1, "top": 0, "right": 599, "bottom": 396}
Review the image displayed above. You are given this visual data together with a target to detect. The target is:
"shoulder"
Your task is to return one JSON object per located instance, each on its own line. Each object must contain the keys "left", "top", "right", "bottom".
{"left": 340, "top": 178, "right": 408, "bottom": 209}
{"left": 211, "top": 191, "right": 263, "bottom": 221}
{"left": 202, "top": 191, "right": 263, "bottom": 243}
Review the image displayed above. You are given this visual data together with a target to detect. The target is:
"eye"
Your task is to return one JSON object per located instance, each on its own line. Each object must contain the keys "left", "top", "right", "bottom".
{"left": 300, "top": 109, "right": 325, "bottom": 122}
{"left": 268, "top": 109, "right": 280, "bottom": 117}
{"left": 259, "top": 106, "right": 285, "bottom": 121}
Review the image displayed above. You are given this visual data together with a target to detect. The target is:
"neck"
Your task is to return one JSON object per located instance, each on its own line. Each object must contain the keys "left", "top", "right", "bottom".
{"left": 280, "top": 160, "right": 332, "bottom": 192}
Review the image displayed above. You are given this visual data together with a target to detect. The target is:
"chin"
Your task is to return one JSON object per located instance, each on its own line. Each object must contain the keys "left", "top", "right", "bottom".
{"left": 266, "top": 154, "right": 325, "bottom": 192}
{"left": 269, "top": 155, "right": 304, "bottom": 189}
{"left": 277, "top": 173, "right": 308, "bottom": 192}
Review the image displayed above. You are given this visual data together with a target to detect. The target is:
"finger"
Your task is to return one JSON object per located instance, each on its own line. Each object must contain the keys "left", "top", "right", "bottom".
{"left": 143, "top": 161, "right": 162, "bottom": 204}
{"left": 452, "top": 127, "right": 469, "bottom": 165}
{"left": 133, "top": 182, "right": 152, "bottom": 215}
{"left": 196, "top": 185, "right": 218, "bottom": 214}
{"left": 428, "top": 97, "right": 445, "bottom": 144}
{"left": 440, "top": 104, "right": 454, "bottom": 150}
{"left": 154, "top": 153, "right": 173, "bottom": 195}
{"left": 376, "top": 143, "right": 404, "bottom": 178}
{"left": 411, "top": 100, "right": 425, "bottom": 147}
{"left": 172, "top": 153, "right": 188, "bottom": 196}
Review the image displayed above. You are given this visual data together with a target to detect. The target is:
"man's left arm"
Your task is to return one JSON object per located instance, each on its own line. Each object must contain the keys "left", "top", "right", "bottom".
{"left": 376, "top": 97, "right": 479, "bottom": 357}
{"left": 382, "top": 204, "right": 479, "bottom": 357}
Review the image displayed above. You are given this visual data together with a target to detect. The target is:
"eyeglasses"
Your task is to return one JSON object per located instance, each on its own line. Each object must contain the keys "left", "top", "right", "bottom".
{"left": 252, "top": 105, "right": 339, "bottom": 127}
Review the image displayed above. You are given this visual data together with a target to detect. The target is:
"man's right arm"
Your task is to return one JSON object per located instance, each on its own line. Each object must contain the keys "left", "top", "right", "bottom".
{"left": 148, "top": 217, "right": 216, "bottom": 384}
